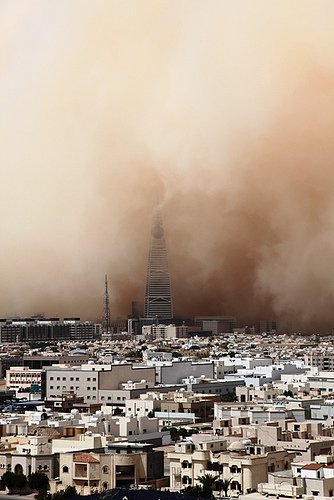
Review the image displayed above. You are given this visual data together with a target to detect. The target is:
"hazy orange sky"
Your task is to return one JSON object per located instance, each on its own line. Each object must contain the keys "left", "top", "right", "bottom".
{"left": 1, "top": 1, "right": 334, "bottom": 329}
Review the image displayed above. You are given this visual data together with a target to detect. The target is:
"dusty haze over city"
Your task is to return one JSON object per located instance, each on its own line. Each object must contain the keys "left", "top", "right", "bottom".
{"left": 1, "top": 1, "right": 334, "bottom": 329}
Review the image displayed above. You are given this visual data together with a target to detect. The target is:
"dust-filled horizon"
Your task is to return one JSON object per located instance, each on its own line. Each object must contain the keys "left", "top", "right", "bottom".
{"left": 1, "top": 1, "right": 334, "bottom": 330}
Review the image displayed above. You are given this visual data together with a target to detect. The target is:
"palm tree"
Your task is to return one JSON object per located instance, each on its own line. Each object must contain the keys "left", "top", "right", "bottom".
{"left": 197, "top": 473, "right": 218, "bottom": 499}
{"left": 220, "top": 478, "right": 231, "bottom": 497}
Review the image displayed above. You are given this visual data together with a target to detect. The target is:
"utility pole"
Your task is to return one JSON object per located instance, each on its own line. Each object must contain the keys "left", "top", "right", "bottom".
{"left": 102, "top": 274, "right": 111, "bottom": 334}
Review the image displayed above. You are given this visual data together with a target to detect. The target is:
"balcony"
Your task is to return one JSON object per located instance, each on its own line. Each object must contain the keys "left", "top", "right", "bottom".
{"left": 73, "top": 464, "right": 100, "bottom": 480}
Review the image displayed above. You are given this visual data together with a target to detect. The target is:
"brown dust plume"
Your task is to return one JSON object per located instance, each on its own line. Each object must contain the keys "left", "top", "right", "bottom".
{"left": 1, "top": 1, "right": 334, "bottom": 330}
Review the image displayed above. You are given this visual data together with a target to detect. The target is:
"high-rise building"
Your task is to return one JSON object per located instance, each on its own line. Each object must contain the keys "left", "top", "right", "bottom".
{"left": 144, "top": 205, "right": 173, "bottom": 319}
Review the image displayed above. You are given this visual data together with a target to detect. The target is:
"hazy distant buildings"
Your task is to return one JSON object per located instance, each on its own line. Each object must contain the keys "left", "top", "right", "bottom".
{"left": 0, "top": 317, "right": 101, "bottom": 342}
{"left": 144, "top": 205, "right": 173, "bottom": 319}
{"left": 142, "top": 323, "right": 188, "bottom": 340}
{"left": 195, "top": 316, "right": 236, "bottom": 335}
{"left": 260, "top": 319, "right": 277, "bottom": 333}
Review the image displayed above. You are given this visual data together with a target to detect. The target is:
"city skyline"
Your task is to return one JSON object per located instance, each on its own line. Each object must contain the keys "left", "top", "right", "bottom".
{"left": 1, "top": 2, "right": 334, "bottom": 329}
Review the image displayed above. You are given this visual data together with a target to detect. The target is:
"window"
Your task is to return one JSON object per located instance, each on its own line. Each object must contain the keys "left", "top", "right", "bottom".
{"left": 62, "top": 377, "right": 66, "bottom": 381}
{"left": 87, "top": 378, "right": 91, "bottom": 382}
{"left": 62, "top": 386, "right": 66, "bottom": 390}
{"left": 50, "top": 377, "right": 54, "bottom": 381}
{"left": 87, "top": 387, "right": 91, "bottom": 391}
{"left": 50, "top": 386, "right": 53, "bottom": 389}
{"left": 70, "top": 377, "right": 74, "bottom": 381}
{"left": 57, "top": 377, "right": 60, "bottom": 381}
{"left": 103, "top": 466, "right": 109, "bottom": 473}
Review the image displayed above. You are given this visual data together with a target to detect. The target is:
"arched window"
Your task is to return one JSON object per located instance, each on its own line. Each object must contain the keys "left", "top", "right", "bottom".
{"left": 14, "top": 464, "right": 23, "bottom": 475}
{"left": 103, "top": 466, "right": 109, "bottom": 473}
{"left": 62, "top": 466, "right": 69, "bottom": 473}
{"left": 103, "top": 483, "right": 108, "bottom": 490}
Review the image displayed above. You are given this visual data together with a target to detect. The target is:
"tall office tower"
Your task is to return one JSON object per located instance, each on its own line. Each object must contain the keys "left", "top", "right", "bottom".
{"left": 144, "top": 205, "right": 173, "bottom": 319}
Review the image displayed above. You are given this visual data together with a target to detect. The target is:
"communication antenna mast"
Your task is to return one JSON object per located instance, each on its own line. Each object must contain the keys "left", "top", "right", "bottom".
{"left": 102, "top": 274, "right": 111, "bottom": 333}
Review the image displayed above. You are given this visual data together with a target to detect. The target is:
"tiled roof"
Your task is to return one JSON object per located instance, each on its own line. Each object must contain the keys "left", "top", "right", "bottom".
{"left": 302, "top": 463, "right": 323, "bottom": 470}
{"left": 73, "top": 453, "right": 100, "bottom": 463}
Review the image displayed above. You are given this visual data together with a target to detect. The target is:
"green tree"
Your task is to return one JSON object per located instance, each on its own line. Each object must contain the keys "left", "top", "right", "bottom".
{"left": 1, "top": 471, "right": 16, "bottom": 493}
{"left": 221, "top": 391, "right": 238, "bottom": 402}
{"left": 28, "top": 472, "right": 49, "bottom": 496}
{"left": 178, "top": 427, "right": 188, "bottom": 438}
{"left": 197, "top": 473, "right": 218, "bottom": 499}
{"left": 63, "top": 485, "right": 77, "bottom": 498}
{"left": 182, "top": 484, "right": 204, "bottom": 497}
{"left": 15, "top": 473, "right": 28, "bottom": 495}
{"left": 113, "top": 407, "right": 124, "bottom": 415}
{"left": 169, "top": 427, "right": 179, "bottom": 442}
{"left": 51, "top": 485, "right": 77, "bottom": 500}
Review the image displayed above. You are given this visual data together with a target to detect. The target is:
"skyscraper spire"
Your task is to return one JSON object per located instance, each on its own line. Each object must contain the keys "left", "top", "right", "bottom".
{"left": 144, "top": 205, "right": 173, "bottom": 319}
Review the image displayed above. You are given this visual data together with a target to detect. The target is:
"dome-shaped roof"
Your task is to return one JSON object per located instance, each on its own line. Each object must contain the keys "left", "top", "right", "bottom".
{"left": 228, "top": 440, "right": 246, "bottom": 452}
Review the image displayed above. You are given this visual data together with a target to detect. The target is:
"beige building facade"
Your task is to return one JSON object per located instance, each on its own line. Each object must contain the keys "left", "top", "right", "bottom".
{"left": 54, "top": 443, "right": 164, "bottom": 495}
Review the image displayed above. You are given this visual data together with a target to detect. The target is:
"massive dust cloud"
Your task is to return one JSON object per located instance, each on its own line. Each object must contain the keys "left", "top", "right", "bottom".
{"left": 1, "top": 1, "right": 334, "bottom": 330}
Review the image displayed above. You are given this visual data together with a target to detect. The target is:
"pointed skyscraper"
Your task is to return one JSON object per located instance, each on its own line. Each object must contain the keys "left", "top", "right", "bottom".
{"left": 144, "top": 205, "right": 173, "bottom": 319}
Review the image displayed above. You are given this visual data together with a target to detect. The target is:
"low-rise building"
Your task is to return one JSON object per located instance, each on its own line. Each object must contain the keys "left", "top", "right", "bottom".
{"left": 6, "top": 366, "right": 42, "bottom": 392}
{"left": 0, "top": 435, "right": 57, "bottom": 479}
{"left": 53, "top": 442, "right": 165, "bottom": 496}
{"left": 168, "top": 437, "right": 294, "bottom": 495}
